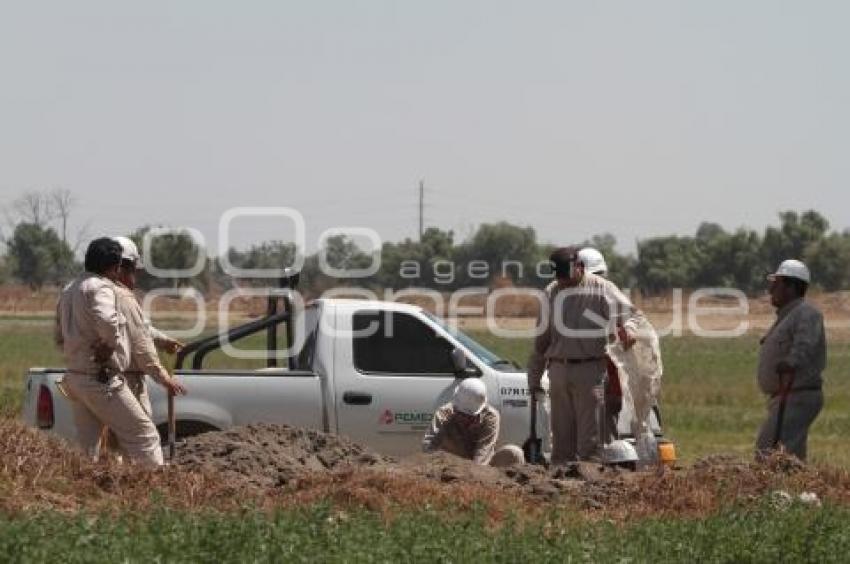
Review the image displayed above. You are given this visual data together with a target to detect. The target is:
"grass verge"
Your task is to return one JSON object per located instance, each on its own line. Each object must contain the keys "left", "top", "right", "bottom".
{"left": 2, "top": 501, "right": 849, "bottom": 563}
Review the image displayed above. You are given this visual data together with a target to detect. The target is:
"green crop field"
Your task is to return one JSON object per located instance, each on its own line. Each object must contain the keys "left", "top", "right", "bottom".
{"left": 2, "top": 502, "right": 850, "bottom": 563}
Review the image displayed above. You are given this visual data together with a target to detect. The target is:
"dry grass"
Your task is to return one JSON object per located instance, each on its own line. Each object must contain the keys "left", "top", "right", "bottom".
{"left": 0, "top": 418, "right": 255, "bottom": 515}
{"left": 598, "top": 453, "right": 850, "bottom": 521}
{"left": 6, "top": 284, "right": 850, "bottom": 340}
{"left": 0, "top": 418, "right": 526, "bottom": 520}
{"left": 4, "top": 417, "right": 850, "bottom": 525}
{"left": 281, "top": 468, "right": 529, "bottom": 525}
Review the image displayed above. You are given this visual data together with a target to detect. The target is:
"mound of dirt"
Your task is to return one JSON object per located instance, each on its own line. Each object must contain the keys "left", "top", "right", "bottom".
{"left": 5, "top": 417, "right": 849, "bottom": 519}
{"left": 171, "top": 424, "right": 646, "bottom": 505}
{"left": 173, "top": 424, "right": 393, "bottom": 489}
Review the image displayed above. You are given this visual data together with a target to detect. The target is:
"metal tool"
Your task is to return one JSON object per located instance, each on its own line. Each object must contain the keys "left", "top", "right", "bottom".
{"left": 772, "top": 369, "right": 797, "bottom": 449}
{"left": 168, "top": 390, "right": 176, "bottom": 461}
{"left": 522, "top": 390, "right": 544, "bottom": 464}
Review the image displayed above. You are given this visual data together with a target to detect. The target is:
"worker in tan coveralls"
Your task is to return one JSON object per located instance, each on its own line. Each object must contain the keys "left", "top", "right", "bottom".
{"left": 56, "top": 238, "right": 175, "bottom": 466}
{"left": 755, "top": 259, "right": 826, "bottom": 462}
{"left": 577, "top": 246, "right": 626, "bottom": 443}
{"left": 528, "top": 246, "right": 646, "bottom": 464}
{"left": 110, "top": 236, "right": 185, "bottom": 419}
{"left": 423, "top": 378, "right": 524, "bottom": 466}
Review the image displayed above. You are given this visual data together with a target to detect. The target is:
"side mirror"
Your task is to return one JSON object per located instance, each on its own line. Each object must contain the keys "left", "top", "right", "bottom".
{"left": 450, "top": 347, "right": 468, "bottom": 375}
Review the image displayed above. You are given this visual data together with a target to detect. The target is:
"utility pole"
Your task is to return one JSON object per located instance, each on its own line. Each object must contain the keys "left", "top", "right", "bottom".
{"left": 418, "top": 179, "right": 424, "bottom": 241}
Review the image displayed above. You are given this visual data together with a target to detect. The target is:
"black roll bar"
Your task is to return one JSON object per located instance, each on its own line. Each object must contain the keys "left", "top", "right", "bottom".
{"left": 175, "top": 269, "right": 299, "bottom": 371}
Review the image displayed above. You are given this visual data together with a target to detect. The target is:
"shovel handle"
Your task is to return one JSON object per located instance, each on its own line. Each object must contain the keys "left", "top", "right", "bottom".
{"left": 772, "top": 370, "right": 796, "bottom": 449}
{"left": 523, "top": 388, "right": 544, "bottom": 465}
{"left": 167, "top": 390, "right": 176, "bottom": 460}
{"left": 529, "top": 389, "right": 537, "bottom": 437}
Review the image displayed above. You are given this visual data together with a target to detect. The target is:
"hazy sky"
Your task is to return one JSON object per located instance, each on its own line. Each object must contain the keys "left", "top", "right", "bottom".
{"left": 1, "top": 1, "right": 848, "bottom": 256}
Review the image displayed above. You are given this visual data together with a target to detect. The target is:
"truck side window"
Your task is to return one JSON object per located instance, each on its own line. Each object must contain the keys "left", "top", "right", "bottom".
{"left": 353, "top": 311, "right": 455, "bottom": 375}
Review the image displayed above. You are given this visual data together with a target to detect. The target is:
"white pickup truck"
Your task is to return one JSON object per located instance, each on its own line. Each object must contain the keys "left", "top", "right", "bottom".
{"left": 22, "top": 293, "right": 662, "bottom": 457}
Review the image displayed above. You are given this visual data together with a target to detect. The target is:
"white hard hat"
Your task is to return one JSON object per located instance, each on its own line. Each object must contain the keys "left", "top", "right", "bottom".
{"left": 112, "top": 236, "right": 143, "bottom": 269}
{"left": 601, "top": 439, "right": 639, "bottom": 465}
{"left": 452, "top": 378, "right": 487, "bottom": 416}
{"left": 578, "top": 247, "right": 608, "bottom": 275}
{"left": 768, "top": 259, "right": 810, "bottom": 284}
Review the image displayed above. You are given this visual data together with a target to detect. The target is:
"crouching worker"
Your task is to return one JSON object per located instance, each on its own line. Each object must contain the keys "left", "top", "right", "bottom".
{"left": 423, "top": 378, "right": 524, "bottom": 467}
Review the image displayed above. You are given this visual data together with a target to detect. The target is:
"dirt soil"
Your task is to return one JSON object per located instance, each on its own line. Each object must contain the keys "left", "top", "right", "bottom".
{"left": 173, "top": 424, "right": 392, "bottom": 489}
{"left": 4, "top": 419, "right": 850, "bottom": 520}
{"left": 171, "top": 423, "right": 630, "bottom": 501}
{"left": 169, "top": 423, "right": 850, "bottom": 516}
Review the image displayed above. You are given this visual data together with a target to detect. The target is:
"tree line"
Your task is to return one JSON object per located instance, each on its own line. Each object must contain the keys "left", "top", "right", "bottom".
{"left": 2, "top": 190, "right": 848, "bottom": 296}
{"left": 0, "top": 189, "right": 81, "bottom": 289}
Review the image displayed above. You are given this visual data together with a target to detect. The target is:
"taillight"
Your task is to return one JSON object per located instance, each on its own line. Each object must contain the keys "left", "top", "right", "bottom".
{"left": 37, "top": 385, "right": 54, "bottom": 429}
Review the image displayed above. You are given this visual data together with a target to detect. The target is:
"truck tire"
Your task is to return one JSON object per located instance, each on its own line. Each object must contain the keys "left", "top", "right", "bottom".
{"left": 156, "top": 420, "right": 219, "bottom": 443}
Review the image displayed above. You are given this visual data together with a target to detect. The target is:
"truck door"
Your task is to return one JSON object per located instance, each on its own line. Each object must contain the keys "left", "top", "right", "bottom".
{"left": 334, "top": 309, "right": 464, "bottom": 456}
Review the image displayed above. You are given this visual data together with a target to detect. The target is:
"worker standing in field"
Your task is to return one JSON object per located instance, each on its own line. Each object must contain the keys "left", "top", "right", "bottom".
{"left": 576, "top": 247, "right": 623, "bottom": 442}
{"left": 423, "top": 378, "right": 524, "bottom": 466}
{"left": 111, "top": 236, "right": 185, "bottom": 418}
{"left": 55, "top": 238, "right": 164, "bottom": 466}
{"left": 528, "top": 246, "right": 646, "bottom": 464}
{"left": 756, "top": 259, "right": 826, "bottom": 462}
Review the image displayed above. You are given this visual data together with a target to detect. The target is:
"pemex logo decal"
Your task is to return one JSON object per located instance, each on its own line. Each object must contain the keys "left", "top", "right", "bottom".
{"left": 378, "top": 409, "right": 433, "bottom": 426}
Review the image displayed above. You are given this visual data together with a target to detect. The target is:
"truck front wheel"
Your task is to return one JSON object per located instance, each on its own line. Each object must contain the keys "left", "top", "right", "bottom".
{"left": 156, "top": 420, "right": 219, "bottom": 443}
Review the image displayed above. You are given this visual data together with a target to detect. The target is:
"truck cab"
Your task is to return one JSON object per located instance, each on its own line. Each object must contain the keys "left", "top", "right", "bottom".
{"left": 312, "top": 299, "right": 536, "bottom": 455}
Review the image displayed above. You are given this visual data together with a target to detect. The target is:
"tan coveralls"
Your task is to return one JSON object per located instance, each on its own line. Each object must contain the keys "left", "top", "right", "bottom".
{"left": 756, "top": 298, "right": 826, "bottom": 461}
{"left": 528, "top": 273, "right": 645, "bottom": 464}
{"left": 422, "top": 403, "right": 524, "bottom": 466}
{"left": 55, "top": 274, "right": 163, "bottom": 466}
{"left": 114, "top": 284, "right": 173, "bottom": 416}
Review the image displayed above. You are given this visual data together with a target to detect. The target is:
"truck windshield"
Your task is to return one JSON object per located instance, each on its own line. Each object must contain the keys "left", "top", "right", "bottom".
{"left": 423, "top": 312, "right": 520, "bottom": 371}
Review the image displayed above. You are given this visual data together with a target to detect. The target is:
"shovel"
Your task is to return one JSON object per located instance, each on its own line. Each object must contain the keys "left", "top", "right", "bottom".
{"left": 522, "top": 390, "right": 544, "bottom": 464}
{"left": 772, "top": 369, "right": 797, "bottom": 450}
{"left": 167, "top": 390, "right": 176, "bottom": 461}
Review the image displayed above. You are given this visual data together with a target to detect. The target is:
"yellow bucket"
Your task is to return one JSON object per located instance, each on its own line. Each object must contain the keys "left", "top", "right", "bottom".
{"left": 658, "top": 442, "right": 677, "bottom": 466}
